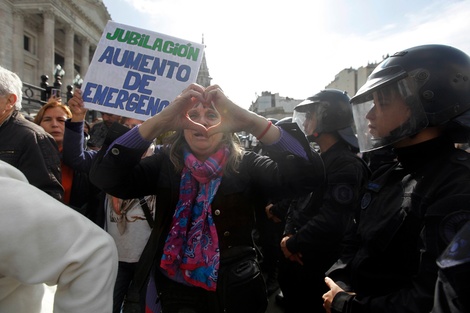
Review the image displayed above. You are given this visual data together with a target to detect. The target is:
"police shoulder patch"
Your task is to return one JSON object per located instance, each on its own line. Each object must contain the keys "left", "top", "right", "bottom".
{"left": 440, "top": 211, "right": 470, "bottom": 245}
{"left": 332, "top": 184, "right": 355, "bottom": 205}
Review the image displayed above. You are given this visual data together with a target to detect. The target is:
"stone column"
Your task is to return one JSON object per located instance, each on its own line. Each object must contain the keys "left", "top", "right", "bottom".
{"left": 42, "top": 10, "right": 55, "bottom": 77}
{"left": 12, "top": 11, "right": 25, "bottom": 77}
{"left": 64, "top": 24, "right": 75, "bottom": 88}
{"left": 81, "top": 38, "right": 90, "bottom": 77}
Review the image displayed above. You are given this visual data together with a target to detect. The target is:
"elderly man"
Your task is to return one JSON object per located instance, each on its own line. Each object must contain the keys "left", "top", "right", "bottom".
{"left": 0, "top": 66, "right": 63, "bottom": 200}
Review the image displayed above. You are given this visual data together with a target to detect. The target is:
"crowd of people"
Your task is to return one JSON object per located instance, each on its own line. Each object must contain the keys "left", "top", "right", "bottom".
{"left": 0, "top": 43, "right": 469, "bottom": 313}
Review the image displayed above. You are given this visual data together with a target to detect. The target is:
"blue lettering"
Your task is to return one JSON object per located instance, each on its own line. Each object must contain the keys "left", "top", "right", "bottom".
{"left": 82, "top": 82, "right": 97, "bottom": 102}
{"left": 135, "top": 95, "right": 149, "bottom": 115}
{"left": 104, "top": 88, "right": 121, "bottom": 108}
{"left": 125, "top": 93, "right": 140, "bottom": 112}
{"left": 175, "top": 65, "right": 191, "bottom": 82}
{"left": 97, "top": 46, "right": 115, "bottom": 64}
{"left": 123, "top": 71, "right": 141, "bottom": 90}
{"left": 115, "top": 89, "right": 129, "bottom": 108}
{"left": 138, "top": 54, "right": 153, "bottom": 73}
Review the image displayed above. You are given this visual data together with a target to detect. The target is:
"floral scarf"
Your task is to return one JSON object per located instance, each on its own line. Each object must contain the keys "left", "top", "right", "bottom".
{"left": 160, "top": 146, "right": 229, "bottom": 291}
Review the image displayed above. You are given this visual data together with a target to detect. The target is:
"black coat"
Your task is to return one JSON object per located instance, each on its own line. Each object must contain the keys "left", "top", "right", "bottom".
{"left": 284, "top": 141, "right": 370, "bottom": 261}
{"left": 0, "top": 111, "right": 62, "bottom": 200}
{"left": 279, "top": 141, "right": 370, "bottom": 313}
{"left": 89, "top": 124, "right": 325, "bottom": 289}
{"left": 327, "top": 136, "right": 470, "bottom": 313}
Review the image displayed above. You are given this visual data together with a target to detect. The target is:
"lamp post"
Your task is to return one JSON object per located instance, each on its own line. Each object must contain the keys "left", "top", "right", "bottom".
{"left": 53, "top": 64, "right": 65, "bottom": 90}
{"left": 67, "top": 74, "right": 84, "bottom": 103}
{"left": 40, "top": 74, "right": 50, "bottom": 102}
{"left": 73, "top": 74, "right": 83, "bottom": 89}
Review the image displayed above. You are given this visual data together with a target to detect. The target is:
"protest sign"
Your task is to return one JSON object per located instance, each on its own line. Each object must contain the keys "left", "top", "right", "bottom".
{"left": 82, "top": 20, "right": 205, "bottom": 120}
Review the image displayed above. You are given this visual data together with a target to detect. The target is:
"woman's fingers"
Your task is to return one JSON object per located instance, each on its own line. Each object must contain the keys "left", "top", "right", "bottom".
{"left": 324, "top": 277, "right": 336, "bottom": 288}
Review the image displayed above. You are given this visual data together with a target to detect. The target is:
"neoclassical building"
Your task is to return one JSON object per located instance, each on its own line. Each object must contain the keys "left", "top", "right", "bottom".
{"left": 1, "top": 0, "right": 110, "bottom": 90}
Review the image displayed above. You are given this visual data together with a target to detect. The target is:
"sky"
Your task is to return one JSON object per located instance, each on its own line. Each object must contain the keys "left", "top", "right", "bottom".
{"left": 102, "top": 0, "right": 470, "bottom": 109}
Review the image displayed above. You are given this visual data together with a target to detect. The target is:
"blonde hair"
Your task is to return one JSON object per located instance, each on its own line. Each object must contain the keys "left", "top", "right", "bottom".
{"left": 163, "top": 130, "right": 244, "bottom": 175}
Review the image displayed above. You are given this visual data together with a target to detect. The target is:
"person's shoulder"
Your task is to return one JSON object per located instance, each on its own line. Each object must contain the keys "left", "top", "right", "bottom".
{"left": 326, "top": 147, "right": 363, "bottom": 166}
{"left": 0, "top": 160, "right": 28, "bottom": 182}
{"left": 451, "top": 147, "right": 470, "bottom": 161}
{"left": 11, "top": 113, "right": 48, "bottom": 135}
{"left": 326, "top": 149, "right": 370, "bottom": 177}
{"left": 448, "top": 148, "right": 470, "bottom": 171}
{"left": 90, "top": 121, "right": 106, "bottom": 129}
{"left": 9, "top": 117, "right": 58, "bottom": 150}
{"left": 239, "top": 149, "right": 266, "bottom": 162}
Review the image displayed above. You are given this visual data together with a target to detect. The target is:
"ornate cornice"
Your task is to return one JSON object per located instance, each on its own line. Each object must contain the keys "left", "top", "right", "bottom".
{"left": 12, "top": 9, "right": 25, "bottom": 18}
{"left": 11, "top": 1, "right": 111, "bottom": 44}
{"left": 40, "top": 8, "right": 55, "bottom": 20}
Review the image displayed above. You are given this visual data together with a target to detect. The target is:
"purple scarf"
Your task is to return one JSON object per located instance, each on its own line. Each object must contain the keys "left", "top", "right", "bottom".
{"left": 160, "top": 146, "right": 229, "bottom": 291}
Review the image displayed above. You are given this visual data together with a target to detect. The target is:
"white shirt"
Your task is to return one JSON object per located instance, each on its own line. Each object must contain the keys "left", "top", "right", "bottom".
{"left": 104, "top": 194, "right": 155, "bottom": 262}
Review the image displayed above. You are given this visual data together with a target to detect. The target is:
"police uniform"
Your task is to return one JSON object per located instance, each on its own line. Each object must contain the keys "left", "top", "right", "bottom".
{"left": 279, "top": 140, "right": 370, "bottom": 313}
{"left": 432, "top": 220, "right": 470, "bottom": 313}
{"left": 326, "top": 136, "right": 470, "bottom": 313}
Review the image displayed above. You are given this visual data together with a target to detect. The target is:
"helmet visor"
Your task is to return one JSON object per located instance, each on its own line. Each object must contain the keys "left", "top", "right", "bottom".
{"left": 292, "top": 109, "right": 307, "bottom": 134}
{"left": 293, "top": 103, "right": 326, "bottom": 137}
{"left": 352, "top": 74, "right": 429, "bottom": 152}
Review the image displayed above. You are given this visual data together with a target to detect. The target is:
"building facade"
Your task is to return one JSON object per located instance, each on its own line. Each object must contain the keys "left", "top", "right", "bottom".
{"left": 249, "top": 91, "right": 302, "bottom": 121}
{"left": 1, "top": 0, "right": 110, "bottom": 89}
{"left": 325, "top": 63, "right": 378, "bottom": 97}
{"left": 249, "top": 62, "right": 378, "bottom": 122}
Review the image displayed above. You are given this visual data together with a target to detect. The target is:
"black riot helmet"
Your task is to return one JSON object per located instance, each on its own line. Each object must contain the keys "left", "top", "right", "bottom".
{"left": 351, "top": 44, "right": 470, "bottom": 152}
{"left": 267, "top": 117, "right": 279, "bottom": 125}
{"left": 275, "top": 116, "right": 293, "bottom": 125}
{"left": 293, "top": 89, "right": 358, "bottom": 150}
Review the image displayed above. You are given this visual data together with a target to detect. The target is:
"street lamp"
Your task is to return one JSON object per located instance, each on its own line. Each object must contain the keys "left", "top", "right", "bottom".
{"left": 73, "top": 74, "right": 83, "bottom": 88}
{"left": 53, "top": 64, "right": 65, "bottom": 89}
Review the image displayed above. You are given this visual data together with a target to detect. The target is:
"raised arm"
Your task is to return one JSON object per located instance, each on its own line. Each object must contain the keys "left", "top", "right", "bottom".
{"left": 64, "top": 89, "right": 97, "bottom": 172}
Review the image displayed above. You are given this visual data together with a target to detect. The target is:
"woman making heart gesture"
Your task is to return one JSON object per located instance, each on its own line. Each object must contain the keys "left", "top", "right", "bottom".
{"left": 90, "top": 83, "right": 325, "bottom": 313}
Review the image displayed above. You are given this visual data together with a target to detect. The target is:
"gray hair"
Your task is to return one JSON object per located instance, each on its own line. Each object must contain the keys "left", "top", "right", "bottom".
{"left": 0, "top": 66, "right": 22, "bottom": 110}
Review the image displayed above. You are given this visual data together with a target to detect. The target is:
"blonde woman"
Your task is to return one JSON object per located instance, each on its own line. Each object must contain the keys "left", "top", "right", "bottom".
{"left": 90, "top": 83, "right": 325, "bottom": 313}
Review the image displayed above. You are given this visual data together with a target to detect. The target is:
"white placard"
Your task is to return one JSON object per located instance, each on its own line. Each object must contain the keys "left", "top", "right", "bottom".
{"left": 82, "top": 20, "right": 204, "bottom": 120}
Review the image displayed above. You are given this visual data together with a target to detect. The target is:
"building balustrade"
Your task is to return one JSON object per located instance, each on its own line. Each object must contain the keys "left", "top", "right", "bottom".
{"left": 21, "top": 82, "right": 46, "bottom": 116}
{"left": 21, "top": 74, "right": 75, "bottom": 117}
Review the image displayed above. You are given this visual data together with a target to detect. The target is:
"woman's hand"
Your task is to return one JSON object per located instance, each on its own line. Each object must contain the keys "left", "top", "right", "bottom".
{"left": 67, "top": 89, "right": 87, "bottom": 122}
{"left": 204, "top": 85, "right": 256, "bottom": 134}
{"left": 139, "top": 83, "right": 281, "bottom": 142}
{"left": 205, "top": 85, "right": 281, "bottom": 144}
{"left": 138, "top": 83, "right": 210, "bottom": 140}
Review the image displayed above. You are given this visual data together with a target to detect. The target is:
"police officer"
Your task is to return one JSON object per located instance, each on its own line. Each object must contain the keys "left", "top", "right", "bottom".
{"left": 432, "top": 220, "right": 470, "bottom": 313}
{"left": 278, "top": 89, "right": 371, "bottom": 313}
{"left": 323, "top": 44, "right": 470, "bottom": 313}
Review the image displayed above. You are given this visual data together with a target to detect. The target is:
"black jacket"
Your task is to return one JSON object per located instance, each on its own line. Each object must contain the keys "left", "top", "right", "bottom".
{"left": 67, "top": 164, "right": 100, "bottom": 217}
{"left": 89, "top": 124, "right": 325, "bottom": 288}
{"left": 327, "top": 136, "right": 470, "bottom": 313}
{"left": 285, "top": 141, "right": 370, "bottom": 267}
{"left": 278, "top": 141, "right": 370, "bottom": 313}
{"left": 0, "top": 111, "right": 62, "bottom": 200}
{"left": 432, "top": 220, "right": 470, "bottom": 313}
